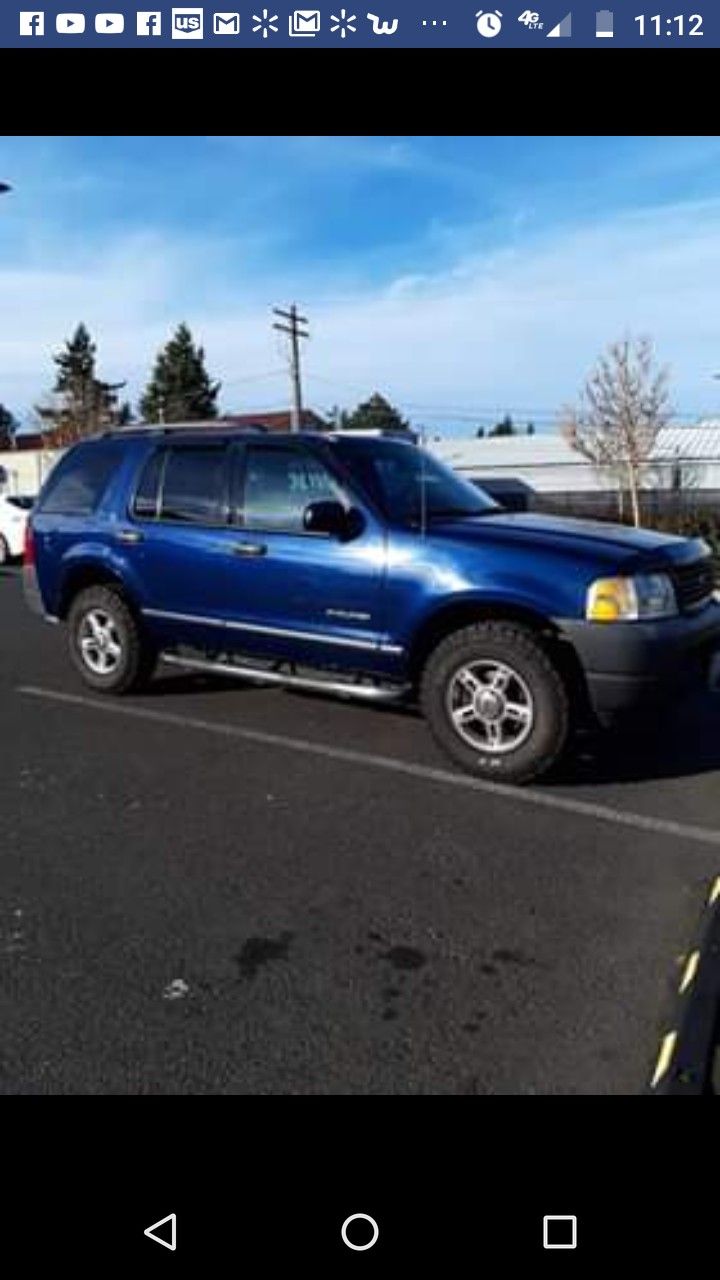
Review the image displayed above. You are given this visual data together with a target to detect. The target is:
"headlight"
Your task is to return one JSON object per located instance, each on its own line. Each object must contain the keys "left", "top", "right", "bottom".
{"left": 586, "top": 573, "right": 677, "bottom": 622}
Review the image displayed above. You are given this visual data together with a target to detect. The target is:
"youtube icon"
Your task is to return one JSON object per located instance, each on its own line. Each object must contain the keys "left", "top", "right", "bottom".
{"left": 56, "top": 13, "right": 85, "bottom": 33}
{"left": 94, "top": 13, "right": 125, "bottom": 32}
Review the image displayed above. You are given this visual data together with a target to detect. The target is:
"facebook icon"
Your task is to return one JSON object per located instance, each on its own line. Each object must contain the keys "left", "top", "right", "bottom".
{"left": 20, "top": 11, "right": 45, "bottom": 34}
{"left": 137, "top": 10, "right": 162, "bottom": 34}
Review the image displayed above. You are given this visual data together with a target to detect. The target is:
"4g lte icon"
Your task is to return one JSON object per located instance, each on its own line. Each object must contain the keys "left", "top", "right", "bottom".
{"left": 518, "top": 9, "right": 543, "bottom": 28}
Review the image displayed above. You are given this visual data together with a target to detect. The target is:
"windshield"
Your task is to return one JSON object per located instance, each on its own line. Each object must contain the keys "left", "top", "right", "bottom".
{"left": 331, "top": 438, "right": 499, "bottom": 528}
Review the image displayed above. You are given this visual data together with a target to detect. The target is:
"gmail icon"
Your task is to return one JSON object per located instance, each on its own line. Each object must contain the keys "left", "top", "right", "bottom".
{"left": 289, "top": 8, "right": 321, "bottom": 34}
{"left": 213, "top": 11, "right": 240, "bottom": 32}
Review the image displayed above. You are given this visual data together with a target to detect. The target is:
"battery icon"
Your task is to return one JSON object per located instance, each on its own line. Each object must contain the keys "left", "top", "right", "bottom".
{"left": 596, "top": 9, "right": 613, "bottom": 36}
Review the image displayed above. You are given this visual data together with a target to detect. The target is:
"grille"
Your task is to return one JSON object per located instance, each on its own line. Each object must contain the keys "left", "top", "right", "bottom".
{"left": 671, "top": 557, "right": 715, "bottom": 612}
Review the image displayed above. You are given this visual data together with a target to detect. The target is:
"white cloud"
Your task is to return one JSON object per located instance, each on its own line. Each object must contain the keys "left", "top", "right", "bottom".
{"left": 2, "top": 198, "right": 720, "bottom": 429}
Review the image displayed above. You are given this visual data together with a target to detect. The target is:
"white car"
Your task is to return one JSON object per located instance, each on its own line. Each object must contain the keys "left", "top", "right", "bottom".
{"left": 0, "top": 494, "right": 33, "bottom": 564}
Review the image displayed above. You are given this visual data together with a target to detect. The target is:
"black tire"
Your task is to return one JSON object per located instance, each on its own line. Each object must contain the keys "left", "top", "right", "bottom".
{"left": 420, "top": 621, "right": 569, "bottom": 784}
{"left": 67, "top": 585, "right": 156, "bottom": 695}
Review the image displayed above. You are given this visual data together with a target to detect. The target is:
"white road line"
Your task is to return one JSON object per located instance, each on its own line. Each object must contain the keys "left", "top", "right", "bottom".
{"left": 18, "top": 683, "right": 720, "bottom": 850}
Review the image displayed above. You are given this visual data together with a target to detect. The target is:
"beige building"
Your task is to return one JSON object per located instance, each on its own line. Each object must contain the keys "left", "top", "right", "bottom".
{"left": 0, "top": 448, "right": 60, "bottom": 496}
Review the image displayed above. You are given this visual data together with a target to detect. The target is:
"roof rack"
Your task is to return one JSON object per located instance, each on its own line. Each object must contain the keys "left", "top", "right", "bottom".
{"left": 102, "top": 420, "right": 269, "bottom": 437}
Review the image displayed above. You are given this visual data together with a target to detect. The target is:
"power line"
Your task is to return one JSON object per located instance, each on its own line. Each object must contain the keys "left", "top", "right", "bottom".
{"left": 226, "top": 368, "right": 287, "bottom": 385}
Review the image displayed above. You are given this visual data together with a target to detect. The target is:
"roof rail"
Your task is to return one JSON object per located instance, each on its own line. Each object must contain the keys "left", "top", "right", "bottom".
{"left": 101, "top": 420, "right": 269, "bottom": 437}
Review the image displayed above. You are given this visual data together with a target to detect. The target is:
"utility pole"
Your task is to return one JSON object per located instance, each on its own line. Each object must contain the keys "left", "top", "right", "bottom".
{"left": 272, "top": 304, "right": 309, "bottom": 432}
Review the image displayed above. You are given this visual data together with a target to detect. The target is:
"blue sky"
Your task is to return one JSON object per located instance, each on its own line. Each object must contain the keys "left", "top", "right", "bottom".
{"left": 2, "top": 135, "right": 720, "bottom": 435}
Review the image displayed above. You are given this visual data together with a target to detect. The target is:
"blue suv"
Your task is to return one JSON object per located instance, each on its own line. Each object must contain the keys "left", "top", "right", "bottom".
{"left": 23, "top": 425, "right": 720, "bottom": 783}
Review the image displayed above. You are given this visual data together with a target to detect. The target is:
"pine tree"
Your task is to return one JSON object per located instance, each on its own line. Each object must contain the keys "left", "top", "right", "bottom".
{"left": 489, "top": 414, "right": 515, "bottom": 438}
{"left": 344, "top": 392, "right": 410, "bottom": 434}
{"left": 0, "top": 403, "right": 17, "bottom": 450}
{"left": 140, "top": 323, "right": 220, "bottom": 423}
{"left": 37, "top": 323, "right": 125, "bottom": 445}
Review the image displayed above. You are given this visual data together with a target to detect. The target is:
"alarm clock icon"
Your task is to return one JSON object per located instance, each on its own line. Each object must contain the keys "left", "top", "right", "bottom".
{"left": 475, "top": 8, "right": 503, "bottom": 35}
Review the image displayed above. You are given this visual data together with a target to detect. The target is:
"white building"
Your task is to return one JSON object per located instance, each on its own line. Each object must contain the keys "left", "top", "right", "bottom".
{"left": 430, "top": 424, "right": 720, "bottom": 513}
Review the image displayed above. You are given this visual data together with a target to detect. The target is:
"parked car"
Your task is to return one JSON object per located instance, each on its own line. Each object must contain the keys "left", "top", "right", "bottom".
{"left": 0, "top": 493, "right": 34, "bottom": 564}
{"left": 23, "top": 426, "right": 720, "bottom": 783}
{"left": 470, "top": 476, "right": 534, "bottom": 512}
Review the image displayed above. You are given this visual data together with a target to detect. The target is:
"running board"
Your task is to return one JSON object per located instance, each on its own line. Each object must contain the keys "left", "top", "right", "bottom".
{"left": 159, "top": 652, "right": 409, "bottom": 702}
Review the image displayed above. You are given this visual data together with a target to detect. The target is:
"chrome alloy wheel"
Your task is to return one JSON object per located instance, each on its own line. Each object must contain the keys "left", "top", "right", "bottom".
{"left": 445, "top": 659, "right": 535, "bottom": 755}
{"left": 78, "top": 608, "right": 123, "bottom": 676}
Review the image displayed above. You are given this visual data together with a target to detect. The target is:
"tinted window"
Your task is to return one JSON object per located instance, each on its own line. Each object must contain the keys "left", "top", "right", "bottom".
{"left": 132, "top": 449, "right": 164, "bottom": 518}
{"left": 242, "top": 446, "right": 343, "bottom": 532}
{"left": 38, "top": 442, "right": 123, "bottom": 516}
{"left": 6, "top": 496, "right": 34, "bottom": 510}
{"left": 332, "top": 439, "right": 498, "bottom": 527}
{"left": 160, "top": 447, "right": 228, "bottom": 525}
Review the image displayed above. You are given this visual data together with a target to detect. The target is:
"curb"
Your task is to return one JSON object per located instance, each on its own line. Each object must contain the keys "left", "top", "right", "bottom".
{"left": 648, "top": 875, "right": 720, "bottom": 1095}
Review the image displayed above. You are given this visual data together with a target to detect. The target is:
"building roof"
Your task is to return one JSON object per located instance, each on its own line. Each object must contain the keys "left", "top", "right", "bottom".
{"left": 222, "top": 410, "right": 327, "bottom": 433}
{"left": 651, "top": 424, "right": 720, "bottom": 459}
{"left": 431, "top": 424, "right": 720, "bottom": 493}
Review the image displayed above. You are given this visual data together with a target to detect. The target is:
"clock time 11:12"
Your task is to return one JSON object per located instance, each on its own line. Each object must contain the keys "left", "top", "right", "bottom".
{"left": 634, "top": 13, "right": 703, "bottom": 34}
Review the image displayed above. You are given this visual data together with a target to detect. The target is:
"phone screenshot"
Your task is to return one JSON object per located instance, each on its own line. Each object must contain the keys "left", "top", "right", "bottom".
{"left": 1, "top": 128, "right": 718, "bottom": 1263}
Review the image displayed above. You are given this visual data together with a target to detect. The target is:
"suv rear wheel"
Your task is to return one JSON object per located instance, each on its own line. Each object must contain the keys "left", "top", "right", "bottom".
{"left": 421, "top": 621, "right": 569, "bottom": 784}
{"left": 67, "top": 585, "right": 156, "bottom": 695}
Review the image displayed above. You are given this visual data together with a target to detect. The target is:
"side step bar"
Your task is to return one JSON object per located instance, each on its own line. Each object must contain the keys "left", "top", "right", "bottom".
{"left": 160, "top": 652, "right": 409, "bottom": 703}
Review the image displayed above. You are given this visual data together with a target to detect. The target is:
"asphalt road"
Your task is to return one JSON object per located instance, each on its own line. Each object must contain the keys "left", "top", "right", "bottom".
{"left": 2, "top": 565, "right": 720, "bottom": 1094}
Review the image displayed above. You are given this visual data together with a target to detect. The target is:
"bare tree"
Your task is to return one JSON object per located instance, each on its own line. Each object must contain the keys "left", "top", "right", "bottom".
{"left": 561, "top": 337, "right": 671, "bottom": 527}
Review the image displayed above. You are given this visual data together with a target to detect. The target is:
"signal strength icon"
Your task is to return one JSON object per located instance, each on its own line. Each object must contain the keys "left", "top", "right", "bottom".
{"left": 547, "top": 11, "right": 571, "bottom": 35}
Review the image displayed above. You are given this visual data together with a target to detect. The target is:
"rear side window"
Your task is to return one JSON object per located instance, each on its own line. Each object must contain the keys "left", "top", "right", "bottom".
{"left": 38, "top": 442, "right": 123, "bottom": 516}
{"left": 158, "top": 446, "right": 228, "bottom": 525}
{"left": 132, "top": 449, "right": 164, "bottom": 518}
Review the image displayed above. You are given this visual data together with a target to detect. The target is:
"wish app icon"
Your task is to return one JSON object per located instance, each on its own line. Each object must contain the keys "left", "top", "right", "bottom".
{"left": 289, "top": 9, "right": 321, "bottom": 34}
{"left": 213, "top": 11, "right": 240, "bottom": 32}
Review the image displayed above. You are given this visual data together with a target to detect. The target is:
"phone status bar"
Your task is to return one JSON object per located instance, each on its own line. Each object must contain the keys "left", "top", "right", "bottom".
{"left": 5, "top": 5, "right": 717, "bottom": 46}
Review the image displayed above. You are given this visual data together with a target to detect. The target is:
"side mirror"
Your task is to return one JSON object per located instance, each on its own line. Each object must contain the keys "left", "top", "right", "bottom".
{"left": 303, "top": 500, "right": 361, "bottom": 539}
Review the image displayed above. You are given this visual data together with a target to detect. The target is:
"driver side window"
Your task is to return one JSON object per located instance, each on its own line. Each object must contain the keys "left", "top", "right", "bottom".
{"left": 241, "top": 446, "right": 343, "bottom": 532}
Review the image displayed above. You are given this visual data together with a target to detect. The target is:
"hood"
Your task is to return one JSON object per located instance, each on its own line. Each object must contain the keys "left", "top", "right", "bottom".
{"left": 428, "top": 511, "right": 705, "bottom": 569}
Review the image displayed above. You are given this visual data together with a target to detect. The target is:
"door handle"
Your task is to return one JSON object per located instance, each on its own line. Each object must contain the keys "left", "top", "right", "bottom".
{"left": 116, "top": 529, "right": 143, "bottom": 545}
{"left": 231, "top": 541, "right": 267, "bottom": 557}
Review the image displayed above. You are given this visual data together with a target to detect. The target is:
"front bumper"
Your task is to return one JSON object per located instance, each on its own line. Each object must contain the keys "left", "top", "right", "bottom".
{"left": 559, "top": 600, "right": 720, "bottom": 719}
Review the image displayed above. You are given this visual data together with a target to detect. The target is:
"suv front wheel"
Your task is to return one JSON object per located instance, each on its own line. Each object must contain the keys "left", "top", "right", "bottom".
{"left": 67, "top": 585, "right": 156, "bottom": 695}
{"left": 421, "top": 621, "right": 569, "bottom": 784}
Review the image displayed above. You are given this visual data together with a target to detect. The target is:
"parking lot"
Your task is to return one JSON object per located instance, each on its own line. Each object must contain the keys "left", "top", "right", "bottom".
{"left": 2, "top": 563, "right": 720, "bottom": 1094}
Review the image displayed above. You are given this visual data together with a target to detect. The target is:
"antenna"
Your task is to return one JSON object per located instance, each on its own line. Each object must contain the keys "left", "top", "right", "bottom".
{"left": 419, "top": 424, "right": 428, "bottom": 539}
